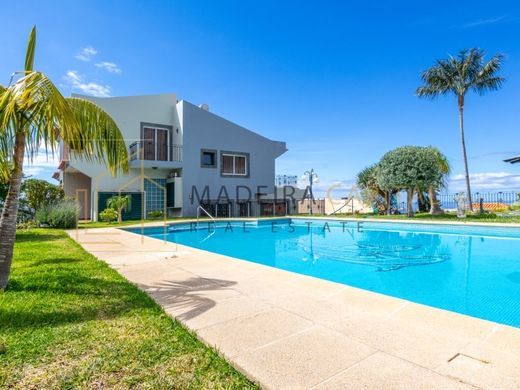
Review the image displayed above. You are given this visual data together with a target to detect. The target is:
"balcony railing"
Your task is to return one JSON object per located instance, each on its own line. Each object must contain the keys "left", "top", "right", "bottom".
{"left": 129, "top": 141, "right": 183, "bottom": 162}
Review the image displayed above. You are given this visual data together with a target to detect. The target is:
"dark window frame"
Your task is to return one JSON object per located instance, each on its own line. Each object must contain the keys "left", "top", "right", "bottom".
{"left": 139, "top": 122, "right": 173, "bottom": 162}
{"left": 200, "top": 148, "right": 217, "bottom": 168}
{"left": 220, "top": 151, "right": 250, "bottom": 178}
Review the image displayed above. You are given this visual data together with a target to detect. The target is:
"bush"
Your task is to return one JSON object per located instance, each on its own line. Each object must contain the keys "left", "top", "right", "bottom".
{"left": 36, "top": 200, "right": 79, "bottom": 228}
{"left": 35, "top": 204, "right": 52, "bottom": 226}
{"left": 100, "top": 208, "right": 118, "bottom": 223}
{"left": 148, "top": 210, "right": 164, "bottom": 220}
{"left": 16, "top": 220, "right": 37, "bottom": 230}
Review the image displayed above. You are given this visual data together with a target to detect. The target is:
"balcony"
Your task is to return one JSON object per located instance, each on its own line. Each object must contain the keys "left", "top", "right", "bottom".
{"left": 129, "top": 141, "right": 183, "bottom": 169}
{"left": 58, "top": 141, "right": 70, "bottom": 170}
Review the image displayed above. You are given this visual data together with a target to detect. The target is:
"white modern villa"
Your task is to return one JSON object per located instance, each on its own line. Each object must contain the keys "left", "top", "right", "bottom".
{"left": 54, "top": 93, "right": 287, "bottom": 220}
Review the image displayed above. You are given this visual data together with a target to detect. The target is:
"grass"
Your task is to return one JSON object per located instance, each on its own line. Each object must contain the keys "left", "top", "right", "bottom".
{"left": 296, "top": 212, "right": 520, "bottom": 223}
{"left": 0, "top": 229, "right": 257, "bottom": 389}
{"left": 77, "top": 217, "right": 198, "bottom": 229}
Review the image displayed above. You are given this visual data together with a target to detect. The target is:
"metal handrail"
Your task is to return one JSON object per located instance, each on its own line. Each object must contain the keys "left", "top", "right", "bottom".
{"left": 128, "top": 141, "right": 183, "bottom": 162}
{"left": 328, "top": 197, "right": 353, "bottom": 215}
{"left": 197, "top": 205, "right": 215, "bottom": 226}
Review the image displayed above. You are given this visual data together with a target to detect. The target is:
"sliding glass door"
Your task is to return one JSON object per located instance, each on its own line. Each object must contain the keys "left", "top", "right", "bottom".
{"left": 142, "top": 126, "right": 169, "bottom": 161}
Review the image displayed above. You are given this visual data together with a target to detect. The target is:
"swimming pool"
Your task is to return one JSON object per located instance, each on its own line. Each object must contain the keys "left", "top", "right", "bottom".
{"left": 126, "top": 219, "right": 520, "bottom": 328}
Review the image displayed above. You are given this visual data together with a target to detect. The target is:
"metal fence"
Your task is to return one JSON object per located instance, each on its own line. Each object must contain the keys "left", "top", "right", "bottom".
{"left": 437, "top": 191, "right": 520, "bottom": 210}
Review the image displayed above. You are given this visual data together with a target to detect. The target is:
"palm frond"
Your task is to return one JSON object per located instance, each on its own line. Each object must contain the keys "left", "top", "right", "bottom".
{"left": 416, "top": 59, "right": 457, "bottom": 98}
{"left": 0, "top": 86, "right": 19, "bottom": 181}
{"left": 5, "top": 71, "right": 78, "bottom": 162}
{"left": 25, "top": 26, "right": 36, "bottom": 72}
{"left": 417, "top": 48, "right": 505, "bottom": 99}
{"left": 66, "top": 97, "right": 129, "bottom": 175}
{"left": 472, "top": 53, "right": 505, "bottom": 94}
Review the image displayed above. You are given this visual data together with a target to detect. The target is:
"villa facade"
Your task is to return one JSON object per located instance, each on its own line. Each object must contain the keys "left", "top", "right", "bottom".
{"left": 55, "top": 93, "right": 287, "bottom": 220}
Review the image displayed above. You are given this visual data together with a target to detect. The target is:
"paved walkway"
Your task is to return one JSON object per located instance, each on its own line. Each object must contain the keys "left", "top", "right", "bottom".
{"left": 68, "top": 225, "right": 520, "bottom": 389}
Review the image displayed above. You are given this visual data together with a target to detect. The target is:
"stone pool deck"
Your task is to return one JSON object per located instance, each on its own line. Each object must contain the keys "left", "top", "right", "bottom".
{"left": 68, "top": 224, "right": 520, "bottom": 389}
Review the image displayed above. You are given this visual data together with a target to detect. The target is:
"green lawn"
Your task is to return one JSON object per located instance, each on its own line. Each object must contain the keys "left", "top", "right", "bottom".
{"left": 0, "top": 229, "right": 256, "bottom": 389}
{"left": 296, "top": 212, "right": 520, "bottom": 224}
{"left": 77, "top": 217, "right": 198, "bottom": 229}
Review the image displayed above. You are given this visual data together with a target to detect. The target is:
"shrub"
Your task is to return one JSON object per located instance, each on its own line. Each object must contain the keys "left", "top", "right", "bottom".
{"left": 36, "top": 200, "right": 79, "bottom": 228}
{"left": 35, "top": 204, "right": 52, "bottom": 226}
{"left": 148, "top": 210, "right": 164, "bottom": 220}
{"left": 16, "top": 220, "right": 37, "bottom": 230}
{"left": 100, "top": 208, "right": 118, "bottom": 223}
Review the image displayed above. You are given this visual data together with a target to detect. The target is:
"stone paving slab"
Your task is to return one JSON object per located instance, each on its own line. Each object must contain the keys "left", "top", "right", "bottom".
{"left": 68, "top": 225, "right": 520, "bottom": 389}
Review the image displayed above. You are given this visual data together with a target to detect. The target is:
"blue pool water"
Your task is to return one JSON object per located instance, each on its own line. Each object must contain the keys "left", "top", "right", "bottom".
{"left": 126, "top": 219, "right": 520, "bottom": 327}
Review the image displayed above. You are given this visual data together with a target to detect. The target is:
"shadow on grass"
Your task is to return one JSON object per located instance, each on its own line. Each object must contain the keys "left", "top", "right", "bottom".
{"left": 27, "top": 256, "right": 83, "bottom": 268}
{"left": 14, "top": 232, "right": 62, "bottom": 243}
{"left": 1, "top": 274, "right": 236, "bottom": 330}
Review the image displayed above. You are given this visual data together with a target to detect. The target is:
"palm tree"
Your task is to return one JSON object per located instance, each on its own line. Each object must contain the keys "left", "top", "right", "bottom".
{"left": 417, "top": 48, "right": 504, "bottom": 211}
{"left": 428, "top": 147, "right": 451, "bottom": 215}
{"left": 357, "top": 164, "right": 394, "bottom": 214}
{"left": 0, "top": 27, "right": 128, "bottom": 290}
{"left": 107, "top": 195, "right": 131, "bottom": 223}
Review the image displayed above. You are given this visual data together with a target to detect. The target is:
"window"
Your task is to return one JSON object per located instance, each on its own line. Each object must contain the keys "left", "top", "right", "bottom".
{"left": 141, "top": 124, "right": 171, "bottom": 161}
{"left": 201, "top": 149, "right": 217, "bottom": 168}
{"left": 221, "top": 153, "right": 248, "bottom": 176}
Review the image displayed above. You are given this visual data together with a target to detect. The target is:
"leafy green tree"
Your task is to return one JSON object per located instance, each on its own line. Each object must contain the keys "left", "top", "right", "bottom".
{"left": 376, "top": 146, "right": 443, "bottom": 217}
{"left": 23, "top": 178, "right": 64, "bottom": 213}
{"left": 0, "top": 27, "right": 128, "bottom": 290}
{"left": 107, "top": 195, "right": 131, "bottom": 223}
{"left": 417, "top": 48, "right": 504, "bottom": 211}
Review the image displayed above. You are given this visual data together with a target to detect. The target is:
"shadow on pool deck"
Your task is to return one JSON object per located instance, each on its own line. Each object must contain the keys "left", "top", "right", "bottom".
{"left": 137, "top": 277, "right": 237, "bottom": 321}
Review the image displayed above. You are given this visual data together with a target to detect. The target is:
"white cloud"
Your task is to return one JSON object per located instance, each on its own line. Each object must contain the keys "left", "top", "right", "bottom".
{"left": 461, "top": 15, "right": 507, "bottom": 28}
{"left": 95, "top": 61, "right": 121, "bottom": 74}
{"left": 449, "top": 172, "right": 520, "bottom": 191}
{"left": 64, "top": 70, "right": 111, "bottom": 97}
{"left": 75, "top": 46, "right": 98, "bottom": 61}
{"left": 23, "top": 150, "right": 60, "bottom": 180}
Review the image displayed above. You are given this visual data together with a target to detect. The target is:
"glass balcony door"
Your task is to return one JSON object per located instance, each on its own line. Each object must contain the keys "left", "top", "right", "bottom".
{"left": 156, "top": 128, "right": 168, "bottom": 161}
{"left": 142, "top": 126, "right": 169, "bottom": 161}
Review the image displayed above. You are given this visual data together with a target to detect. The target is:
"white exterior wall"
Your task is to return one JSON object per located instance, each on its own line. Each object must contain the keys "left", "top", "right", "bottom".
{"left": 60, "top": 94, "right": 287, "bottom": 219}
{"left": 178, "top": 100, "right": 286, "bottom": 216}
{"left": 66, "top": 94, "right": 180, "bottom": 220}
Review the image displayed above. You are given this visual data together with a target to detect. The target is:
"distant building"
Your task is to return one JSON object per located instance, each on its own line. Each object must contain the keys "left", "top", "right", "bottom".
{"left": 275, "top": 174, "right": 298, "bottom": 187}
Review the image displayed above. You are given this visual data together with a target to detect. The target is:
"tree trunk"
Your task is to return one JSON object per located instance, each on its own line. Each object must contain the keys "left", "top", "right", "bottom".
{"left": 429, "top": 187, "right": 443, "bottom": 215}
{"left": 417, "top": 190, "right": 428, "bottom": 212}
{"left": 0, "top": 132, "right": 26, "bottom": 290}
{"left": 406, "top": 189, "right": 414, "bottom": 217}
{"left": 459, "top": 95, "right": 473, "bottom": 211}
{"left": 118, "top": 207, "right": 123, "bottom": 223}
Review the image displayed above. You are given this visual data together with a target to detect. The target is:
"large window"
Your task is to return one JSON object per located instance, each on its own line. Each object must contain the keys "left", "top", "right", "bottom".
{"left": 221, "top": 153, "right": 248, "bottom": 176}
{"left": 142, "top": 125, "right": 169, "bottom": 161}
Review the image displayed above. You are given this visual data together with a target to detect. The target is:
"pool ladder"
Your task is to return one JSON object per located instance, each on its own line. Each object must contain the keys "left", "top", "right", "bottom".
{"left": 196, "top": 205, "right": 216, "bottom": 242}
{"left": 197, "top": 205, "right": 216, "bottom": 227}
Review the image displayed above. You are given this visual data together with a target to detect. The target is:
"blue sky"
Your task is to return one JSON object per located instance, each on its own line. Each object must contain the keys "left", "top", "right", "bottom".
{"left": 2, "top": 0, "right": 520, "bottom": 194}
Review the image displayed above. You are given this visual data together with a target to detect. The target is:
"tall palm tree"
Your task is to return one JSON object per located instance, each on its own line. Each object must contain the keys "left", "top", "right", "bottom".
{"left": 0, "top": 27, "right": 128, "bottom": 290}
{"left": 417, "top": 48, "right": 504, "bottom": 211}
